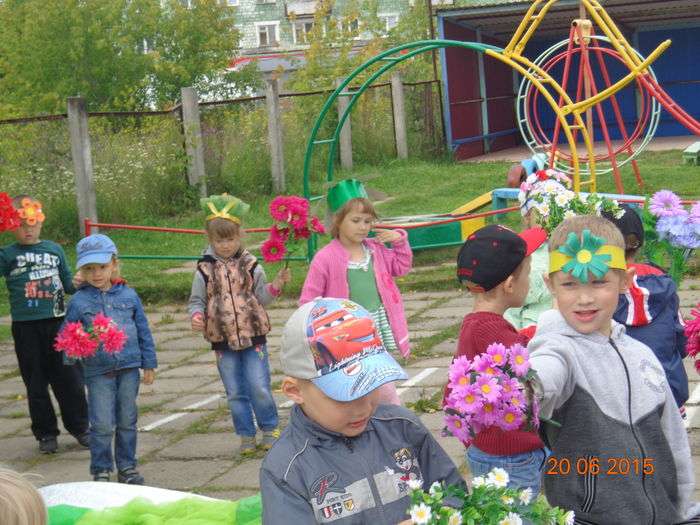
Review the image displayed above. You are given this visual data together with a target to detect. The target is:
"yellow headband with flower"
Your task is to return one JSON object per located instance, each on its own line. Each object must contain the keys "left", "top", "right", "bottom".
{"left": 200, "top": 194, "right": 249, "bottom": 225}
{"left": 549, "top": 229, "right": 626, "bottom": 283}
{"left": 17, "top": 198, "right": 45, "bottom": 225}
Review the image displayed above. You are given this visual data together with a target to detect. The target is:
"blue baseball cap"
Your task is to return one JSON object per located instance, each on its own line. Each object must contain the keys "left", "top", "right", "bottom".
{"left": 76, "top": 234, "right": 118, "bottom": 269}
{"left": 280, "top": 298, "right": 407, "bottom": 402}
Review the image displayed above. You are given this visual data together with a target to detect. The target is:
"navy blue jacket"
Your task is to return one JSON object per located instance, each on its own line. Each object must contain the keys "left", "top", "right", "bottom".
{"left": 614, "top": 266, "right": 688, "bottom": 407}
{"left": 63, "top": 282, "right": 157, "bottom": 378}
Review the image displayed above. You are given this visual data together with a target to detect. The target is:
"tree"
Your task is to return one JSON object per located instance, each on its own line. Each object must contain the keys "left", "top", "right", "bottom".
{"left": 0, "top": 0, "right": 257, "bottom": 116}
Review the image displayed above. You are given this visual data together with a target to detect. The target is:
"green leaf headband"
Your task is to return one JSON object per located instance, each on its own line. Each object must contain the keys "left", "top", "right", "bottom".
{"left": 200, "top": 194, "right": 249, "bottom": 224}
{"left": 549, "top": 229, "right": 627, "bottom": 283}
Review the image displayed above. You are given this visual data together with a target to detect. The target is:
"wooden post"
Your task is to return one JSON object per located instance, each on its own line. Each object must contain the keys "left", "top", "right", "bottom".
{"left": 265, "top": 77, "right": 285, "bottom": 193}
{"left": 180, "top": 87, "right": 207, "bottom": 197}
{"left": 66, "top": 97, "right": 98, "bottom": 236}
{"left": 336, "top": 79, "right": 353, "bottom": 170}
{"left": 391, "top": 72, "right": 408, "bottom": 159}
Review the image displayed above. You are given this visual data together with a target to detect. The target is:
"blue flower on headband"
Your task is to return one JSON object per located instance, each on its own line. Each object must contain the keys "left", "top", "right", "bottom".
{"left": 558, "top": 229, "right": 611, "bottom": 283}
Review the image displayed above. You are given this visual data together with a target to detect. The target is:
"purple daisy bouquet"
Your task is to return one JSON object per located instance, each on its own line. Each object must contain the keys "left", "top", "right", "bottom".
{"left": 443, "top": 343, "right": 539, "bottom": 445}
{"left": 642, "top": 190, "right": 700, "bottom": 284}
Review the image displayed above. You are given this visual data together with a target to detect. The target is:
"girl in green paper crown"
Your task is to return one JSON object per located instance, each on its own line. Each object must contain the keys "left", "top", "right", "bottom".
{"left": 299, "top": 179, "right": 413, "bottom": 405}
{"left": 188, "top": 194, "right": 290, "bottom": 455}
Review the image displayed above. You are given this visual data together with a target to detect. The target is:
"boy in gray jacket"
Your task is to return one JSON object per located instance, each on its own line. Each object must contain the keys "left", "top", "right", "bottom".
{"left": 260, "top": 298, "right": 464, "bottom": 524}
{"left": 529, "top": 215, "right": 698, "bottom": 524}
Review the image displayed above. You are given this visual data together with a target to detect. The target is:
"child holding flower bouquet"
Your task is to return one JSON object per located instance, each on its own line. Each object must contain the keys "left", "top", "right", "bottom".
{"left": 188, "top": 194, "right": 290, "bottom": 455}
{"left": 447, "top": 223, "right": 549, "bottom": 496}
{"left": 299, "top": 179, "right": 413, "bottom": 405}
{"left": 61, "top": 233, "right": 157, "bottom": 484}
{"left": 529, "top": 215, "right": 698, "bottom": 523}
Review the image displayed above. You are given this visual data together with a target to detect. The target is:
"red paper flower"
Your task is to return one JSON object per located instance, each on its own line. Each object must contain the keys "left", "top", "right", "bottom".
{"left": 261, "top": 237, "right": 287, "bottom": 263}
{"left": 0, "top": 192, "right": 21, "bottom": 232}
{"left": 293, "top": 227, "right": 311, "bottom": 240}
{"left": 54, "top": 315, "right": 127, "bottom": 358}
{"left": 270, "top": 225, "right": 290, "bottom": 242}
{"left": 92, "top": 312, "right": 112, "bottom": 333}
{"left": 310, "top": 216, "right": 326, "bottom": 234}
{"left": 102, "top": 325, "right": 128, "bottom": 354}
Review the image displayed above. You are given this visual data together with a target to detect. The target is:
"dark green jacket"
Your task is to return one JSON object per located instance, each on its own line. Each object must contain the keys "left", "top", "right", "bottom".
{"left": 0, "top": 240, "right": 75, "bottom": 321}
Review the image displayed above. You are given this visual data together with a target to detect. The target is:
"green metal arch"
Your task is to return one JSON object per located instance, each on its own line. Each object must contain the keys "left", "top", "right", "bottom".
{"left": 301, "top": 39, "right": 503, "bottom": 201}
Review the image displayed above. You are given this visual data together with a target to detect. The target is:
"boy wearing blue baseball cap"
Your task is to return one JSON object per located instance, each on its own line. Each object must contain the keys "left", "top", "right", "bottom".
{"left": 260, "top": 298, "right": 464, "bottom": 524}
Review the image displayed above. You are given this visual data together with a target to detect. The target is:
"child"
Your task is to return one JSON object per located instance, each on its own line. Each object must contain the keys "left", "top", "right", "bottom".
{"left": 447, "top": 223, "right": 549, "bottom": 495}
{"left": 529, "top": 215, "right": 698, "bottom": 523}
{"left": 299, "top": 179, "right": 412, "bottom": 405}
{"left": 63, "top": 233, "right": 157, "bottom": 484}
{"left": 188, "top": 194, "right": 290, "bottom": 455}
{"left": 0, "top": 467, "right": 47, "bottom": 525}
{"left": 604, "top": 204, "right": 689, "bottom": 410}
{"left": 0, "top": 195, "right": 89, "bottom": 454}
{"left": 260, "top": 297, "right": 464, "bottom": 524}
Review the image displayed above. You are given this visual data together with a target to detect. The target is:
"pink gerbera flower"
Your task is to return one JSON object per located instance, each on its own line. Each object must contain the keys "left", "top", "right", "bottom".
{"left": 269, "top": 225, "right": 290, "bottom": 242}
{"left": 477, "top": 402, "right": 498, "bottom": 426}
{"left": 650, "top": 190, "right": 684, "bottom": 217}
{"left": 449, "top": 384, "right": 483, "bottom": 415}
{"left": 444, "top": 413, "right": 472, "bottom": 444}
{"left": 101, "top": 325, "right": 127, "bottom": 354}
{"left": 472, "top": 354, "right": 498, "bottom": 376}
{"left": 293, "top": 226, "right": 311, "bottom": 240}
{"left": 475, "top": 375, "right": 501, "bottom": 403}
{"left": 92, "top": 312, "right": 111, "bottom": 333}
{"left": 448, "top": 356, "right": 472, "bottom": 387}
{"left": 260, "top": 238, "right": 287, "bottom": 263}
{"left": 486, "top": 343, "right": 508, "bottom": 369}
{"left": 497, "top": 406, "right": 525, "bottom": 431}
{"left": 269, "top": 196, "right": 294, "bottom": 222}
{"left": 509, "top": 344, "right": 531, "bottom": 377}
{"left": 310, "top": 216, "right": 326, "bottom": 234}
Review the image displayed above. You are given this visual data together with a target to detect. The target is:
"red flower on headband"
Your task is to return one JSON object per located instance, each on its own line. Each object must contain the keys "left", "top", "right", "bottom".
{"left": 0, "top": 192, "right": 21, "bottom": 232}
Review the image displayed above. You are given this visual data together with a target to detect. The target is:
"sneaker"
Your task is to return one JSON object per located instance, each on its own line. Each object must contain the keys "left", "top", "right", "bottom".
{"left": 74, "top": 431, "right": 90, "bottom": 448}
{"left": 117, "top": 467, "right": 144, "bottom": 485}
{"left": 239, "top": 436, "right": 257, "bottom": 456}
{"left": 39, "top": 436, "right": 58, "bottom": 454}
{"left": 93, "top": 470, "right": 110, "bottom": 482}
{"left": 260, "top": 428, "right": 280, "bottom": 450}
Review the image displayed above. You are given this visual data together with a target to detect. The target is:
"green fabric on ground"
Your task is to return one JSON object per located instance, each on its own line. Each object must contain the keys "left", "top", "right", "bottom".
{"left": 74, "top": 495, "right": 262, "bottom": 525}
{"left": 48, "top": 504, "right": 91, "bottom": 525}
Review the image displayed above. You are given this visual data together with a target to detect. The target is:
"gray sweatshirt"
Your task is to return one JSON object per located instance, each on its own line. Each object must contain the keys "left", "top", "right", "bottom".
{"left": 260, "top": 404, "right": 465, "bottom": 524}
{"left": 529, "top": 309, "right": 696, "bottom": 524}
{"left": 187, "top": 246, "right": 276, "bottom": 317}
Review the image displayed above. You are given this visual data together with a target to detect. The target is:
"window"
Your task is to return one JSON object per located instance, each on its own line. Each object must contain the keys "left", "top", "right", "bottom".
{"left": 293, "top": 20, "right": 314, "bottom": 44}
{"left": 379, "top": 13, "right": 399, "bottom": 32}
{"left": 348, "top": 19, "right": 359, "bottom": 34}
{"left": 255, "top": 22, "right": 279, "bottom": 47}
{"left": 227, "top": 0, "right": 239, "bottom": 6}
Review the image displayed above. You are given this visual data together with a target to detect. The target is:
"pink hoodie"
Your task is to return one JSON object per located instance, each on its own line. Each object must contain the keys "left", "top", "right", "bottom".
{"left": 299, "top": 230, "right": 413, "bottom": 358}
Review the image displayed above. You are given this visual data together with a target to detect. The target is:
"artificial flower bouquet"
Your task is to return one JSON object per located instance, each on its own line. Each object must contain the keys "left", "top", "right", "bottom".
{"left": 640, "top": 190, "right": 700, "bottom": 284}
{"left": 261, "top": 195, "right": 325, "bottom": 264}
{"left": 683, "top": 304, "right": 700, "bottom": 374}
{"left": 54, "top": 312, "right": 127, "bottom": 359}
{"left": 0, "top": 191, "right": 21, "bottom": 232}
{"left": 518, "top": 169, "right": 623, "bottom": 234}
{"left": 443, "top": 343, "right": 541, "bottom": 446}
{"left": 407, "top": 472, "right": 574, "bottom": 525}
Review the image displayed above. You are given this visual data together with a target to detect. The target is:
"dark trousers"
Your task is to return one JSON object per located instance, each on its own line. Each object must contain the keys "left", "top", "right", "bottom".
{"left": 12, "top": 318, "right": 89, "bottom": 440}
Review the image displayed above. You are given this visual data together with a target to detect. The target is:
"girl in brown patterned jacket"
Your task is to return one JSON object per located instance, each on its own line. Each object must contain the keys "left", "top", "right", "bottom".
{"left": 188, "top": 195, "right": 290, "bottom": 455}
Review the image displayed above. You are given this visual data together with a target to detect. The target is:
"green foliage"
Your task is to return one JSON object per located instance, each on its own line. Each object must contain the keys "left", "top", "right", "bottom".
{"left": 0, "top": 0, "right": 257, "bottom": 115}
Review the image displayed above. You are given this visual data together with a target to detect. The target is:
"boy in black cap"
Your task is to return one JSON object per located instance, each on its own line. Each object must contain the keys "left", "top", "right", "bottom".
{"left": 604, "top": 204, "right": 689, "bottom": 411}
{"left": 444, "top": 224, "right": 548, "bottom": 495}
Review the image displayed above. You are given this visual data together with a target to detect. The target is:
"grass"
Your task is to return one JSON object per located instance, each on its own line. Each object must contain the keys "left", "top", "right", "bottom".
{"left": 1, "top": 150, "right": 697, "bottom": 314}
{"left": 406, "top": 389, "right": 444, "bottom": 414}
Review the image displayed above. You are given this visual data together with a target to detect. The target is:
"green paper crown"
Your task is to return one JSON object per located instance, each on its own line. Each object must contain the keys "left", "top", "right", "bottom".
{"left": 327, "top": 179, "right": 369, "bottom": 213}
{"left": 200, "top": 193, "right": 250, "bottom": 223}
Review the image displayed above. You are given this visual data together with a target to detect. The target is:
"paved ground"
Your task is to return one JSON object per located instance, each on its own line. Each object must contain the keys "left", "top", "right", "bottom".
{"left": 1, "top": 285, "right": 699, "bottom": 504}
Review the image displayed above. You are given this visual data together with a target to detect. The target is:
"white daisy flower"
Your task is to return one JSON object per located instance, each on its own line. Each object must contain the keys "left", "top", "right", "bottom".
{"left": 614, "top": 208, "right": 625, "bottom": 219}
{"left": 499, "top": 512, "right": 523, "bottom": 525}
{"left": 536, "top": 203, "right": 550, "bottom": 217}
{"left": 471, "top": 476, "right": 486, "bottom": 487}
{"left": 501, "top": 495, "right": 514, "bottom": 505}
{"left": 564, "top": 210, "right": 577, "bottom": 220}
{"left": 564, "top": 510, "right": 575, "bottom": 525}
{"left": 487, "top": 467, "right": 509, "bottom": 488}
{"left": 518, "top": 487, "right": 533, "bottom": 505}
{"left": 543, "top": 181, "right": 560, "bottom": 194}
{"left": 407, "top": 479, "right": 423, "bottom": 491}
{"left": 448, "top": 511, "right": 462, "bottom": 525}
{"left": 410, "top": 503, "right": 432, "bottom": 525}
{"left": 429, "top": 481, "right": 442, "bottom": 496}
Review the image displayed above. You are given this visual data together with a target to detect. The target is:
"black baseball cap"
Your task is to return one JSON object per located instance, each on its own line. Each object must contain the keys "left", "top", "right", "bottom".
{"left": 457, "top": 224, "right": 547, "bottom": 292}
{"left": 602, "top": 204, "right": 644, "bottom": 251}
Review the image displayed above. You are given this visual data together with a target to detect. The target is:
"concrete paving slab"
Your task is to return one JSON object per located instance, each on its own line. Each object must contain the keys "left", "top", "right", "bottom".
{"left": 0, "top": 377, "right": 26, "bottom": 398}
{"left": 194, "top": 488, "right": 258, "bottom": 501}
{"left": 157, "top": 433, "right": 237, "bottom": 460}
{"left": 1, "top": 436, "right": 45, "bottom": 462}
{"left": 0, "top": 400, "right": 27, "bottom": 417}
{"left": 146, "top": 376, "right": 216, "bottom": 394}
{"left": 138, "top": 411, "right": 208, "bottom": 433}
{"left": 158, "top": 336, "right": 210, "bottom": 353}
{"left": 150, "top": 321, "right": 193, "bottom": 333}
{"left": 208, "top": 459, "right": 264, "bottom": 490}
{"left": 154, "top": 350, "right": 199, "bottom": 366}
{"left": 158, "top": 363, "right": 218, "bottom": 379}
{"left": 0, "top": 352, "right": 18, "bottom": 368}
{"left": 421, "top": 307, "right": 470, "bottom": 319}
{"left": 0, "top": 416, "right": 31, "bottom": 437}
{"left": 24, "top": 459, "right": 92, "bottom": 486}
{"left": 139, "top": 459, "right": 231, "bottom": 491}
{"left": 147, "top": 312, "right": 190, "bottom": 325}
{"left": 161, "top": 393, "right": 223, "bottom": 412}
{"left": 411, "top": 318, "right": 462, "bottom": 332}
{"left": 424, "top": 339, "right": 459, "bottom": 356}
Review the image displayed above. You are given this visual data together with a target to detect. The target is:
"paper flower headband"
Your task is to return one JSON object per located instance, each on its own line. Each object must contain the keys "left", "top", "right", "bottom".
{"left": 17, "top": 198, "right": 45, "bottom": 225}
{"left": 549, "top": 229, "right": 626, "bottom": 283}
{"left": 200, "top": 194, "right": 249, "bottom": 224}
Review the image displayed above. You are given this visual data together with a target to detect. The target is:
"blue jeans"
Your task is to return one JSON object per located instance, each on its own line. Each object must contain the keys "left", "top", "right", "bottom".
{"left": 216, "top": 344, "right": 278, "bottom": 437}
{"left": 85, "top": 368, "right": 140, "bottom": 474}
{"left": 467, "top": 445, "right": 548, "bottom": 497}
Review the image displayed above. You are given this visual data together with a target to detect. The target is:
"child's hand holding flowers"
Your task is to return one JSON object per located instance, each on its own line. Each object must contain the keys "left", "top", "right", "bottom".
{"left": 272, "top": 267, "right": 292, "bottom": 292}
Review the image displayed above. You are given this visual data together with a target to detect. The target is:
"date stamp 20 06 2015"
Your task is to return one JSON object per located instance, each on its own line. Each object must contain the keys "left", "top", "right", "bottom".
{"left": 546, "top": 456, "right": 655, "bottom": 476}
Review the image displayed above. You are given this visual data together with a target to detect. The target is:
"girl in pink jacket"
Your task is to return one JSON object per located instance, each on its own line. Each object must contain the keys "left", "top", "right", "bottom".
{"left": 299, "top": 179, "right": 413, "bottom": 404}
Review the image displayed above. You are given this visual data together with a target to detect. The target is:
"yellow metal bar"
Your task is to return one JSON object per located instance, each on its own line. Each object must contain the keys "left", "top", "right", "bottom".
{"left": 504, "top": 0, "right": 545, "bottom": 55}
{"left": 581, "top": 0, "right": 642, "bottom": 68}
{"left": 513, "top": 0, "right": 562, "bottom": 56}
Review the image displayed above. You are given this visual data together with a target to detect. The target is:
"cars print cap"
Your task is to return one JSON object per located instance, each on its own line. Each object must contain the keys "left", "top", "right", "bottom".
{"left": 281, "top": 298, "right": 408, "bottom": 402}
